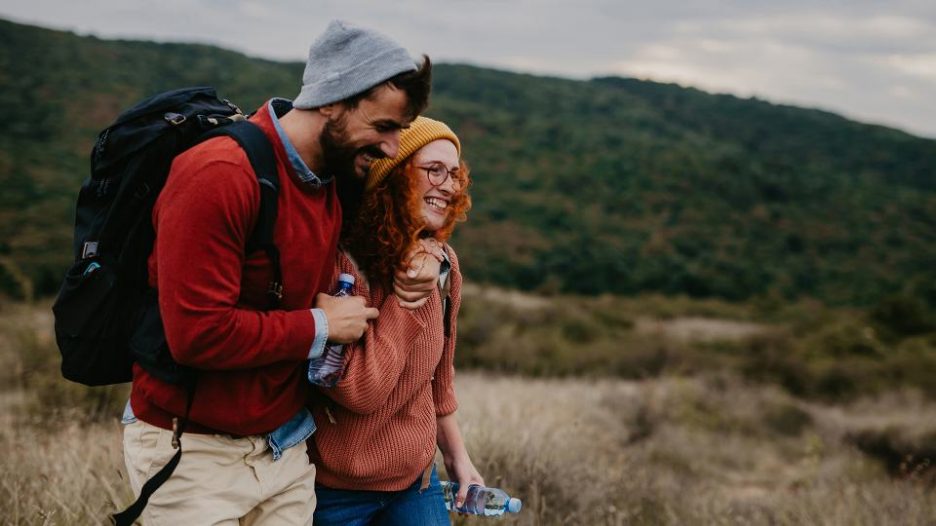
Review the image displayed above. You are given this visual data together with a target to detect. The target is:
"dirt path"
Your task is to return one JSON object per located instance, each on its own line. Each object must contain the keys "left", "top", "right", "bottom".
{"left": 635, "top": 316, "right": 772, "bottom": 342}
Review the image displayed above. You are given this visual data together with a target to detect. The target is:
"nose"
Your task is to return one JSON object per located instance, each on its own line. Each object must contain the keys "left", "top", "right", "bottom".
{"left": 439, "top": 171, "right": 458, "bottom": 194}
{"left": 379, "top": 130, "right": 401, "bottom": 159}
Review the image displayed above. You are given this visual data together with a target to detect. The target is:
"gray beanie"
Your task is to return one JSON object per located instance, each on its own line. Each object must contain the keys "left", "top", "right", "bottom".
{"left": 293, "top": 20, "right": 417, "bottom": 109}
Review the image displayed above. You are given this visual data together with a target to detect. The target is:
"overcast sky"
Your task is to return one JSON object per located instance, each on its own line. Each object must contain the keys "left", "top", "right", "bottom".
{"left": 3, "top": 0, "right": 935, "bottom": 138}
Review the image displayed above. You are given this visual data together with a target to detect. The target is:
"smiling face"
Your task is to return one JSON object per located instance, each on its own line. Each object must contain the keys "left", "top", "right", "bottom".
{"left": 320, "top": 84, "right": 412, "bottom": 180}
{"left": 341, "top": 130, "right": 472, "bottom": 291}
{"left": 411, "top": 139, "right": 461, "bottom": 233}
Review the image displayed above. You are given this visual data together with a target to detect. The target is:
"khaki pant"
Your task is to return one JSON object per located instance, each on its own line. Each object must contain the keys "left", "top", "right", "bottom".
{"left": 123, "top": 420, "right": 316, "bottom": 525}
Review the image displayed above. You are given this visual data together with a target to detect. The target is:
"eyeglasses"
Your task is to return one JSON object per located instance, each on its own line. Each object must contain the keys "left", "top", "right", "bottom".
{"left": 419, "top": 162, "right": 461, "bottom": 187}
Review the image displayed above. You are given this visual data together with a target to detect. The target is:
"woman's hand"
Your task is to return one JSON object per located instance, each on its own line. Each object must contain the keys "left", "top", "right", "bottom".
{"left": 445, "top": 454, "right": 485, "bottom": 510}
{"left": 393, "top": 238, "right": 444, "bottom": 309}
{"left": 437, "top": 412, "right": 484, "bottom": 509}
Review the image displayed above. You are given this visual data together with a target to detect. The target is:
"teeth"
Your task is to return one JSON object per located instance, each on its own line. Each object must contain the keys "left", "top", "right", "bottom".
{"left": 426, "top": 197, "right": 448, "bottom": 210}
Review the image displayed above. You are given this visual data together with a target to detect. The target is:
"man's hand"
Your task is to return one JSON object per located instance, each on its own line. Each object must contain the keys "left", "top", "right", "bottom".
{"left": 315, "top": 293, "right": 378, "bottom": 343}
{"left": 393, "top": 238, "right": 444, "bottom": 309}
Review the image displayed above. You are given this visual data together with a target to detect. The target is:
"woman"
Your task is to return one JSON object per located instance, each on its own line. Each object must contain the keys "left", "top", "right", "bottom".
{"left": 309, "top": 117, "right": 484, "bottom": 525}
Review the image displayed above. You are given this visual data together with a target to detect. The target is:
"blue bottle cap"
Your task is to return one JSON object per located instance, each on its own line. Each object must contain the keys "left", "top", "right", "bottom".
{"left": 507, "top": 498, "right": 522, "bottom": 513}
{"left": 338, "top": 273, "right": 355, "bottom": 285}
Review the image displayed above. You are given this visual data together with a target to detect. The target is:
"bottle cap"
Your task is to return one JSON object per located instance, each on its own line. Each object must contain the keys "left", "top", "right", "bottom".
{"left": 338, "top": 273, "right": 355, "bottom": 285}
{"left": 507, "top": 498, "right": 522, "bottom": 513}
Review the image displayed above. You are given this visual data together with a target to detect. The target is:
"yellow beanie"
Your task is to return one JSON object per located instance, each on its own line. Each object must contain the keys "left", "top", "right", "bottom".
{"left": 365, "top": 116, "right": 461, "bottom": 191}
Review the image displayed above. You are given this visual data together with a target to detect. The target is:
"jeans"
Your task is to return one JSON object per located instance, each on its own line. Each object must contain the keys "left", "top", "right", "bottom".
{"left": 312, "top": 465, "right": 451, "bottom": 526}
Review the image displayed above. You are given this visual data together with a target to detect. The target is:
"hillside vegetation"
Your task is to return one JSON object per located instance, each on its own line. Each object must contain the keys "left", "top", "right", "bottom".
{"left": 1, "top": 300, "right": 934, "bottom": 525}
{"left": 1, "top": 18, "right": 934, "bottom": 310}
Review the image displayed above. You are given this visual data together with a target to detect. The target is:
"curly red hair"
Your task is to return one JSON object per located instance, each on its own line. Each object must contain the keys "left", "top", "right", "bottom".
{"left": 343, "top": 158, "right": 472, "bottom": 290}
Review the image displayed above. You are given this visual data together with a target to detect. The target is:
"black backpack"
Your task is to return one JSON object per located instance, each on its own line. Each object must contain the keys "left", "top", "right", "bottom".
{"left": 52, "top": 86, "right": 282, "bottom": 387}
{"left": 51, "top": 87, "right": 283, "bottom": 525}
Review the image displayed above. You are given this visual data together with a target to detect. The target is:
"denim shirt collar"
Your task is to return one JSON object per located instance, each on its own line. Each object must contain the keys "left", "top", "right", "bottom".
{"left": 268, "top": 98, "right": 331, "bottom": 188}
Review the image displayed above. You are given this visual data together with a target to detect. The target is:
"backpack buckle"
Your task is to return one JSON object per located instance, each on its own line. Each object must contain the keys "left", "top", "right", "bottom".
{"left": 171, "top": 417, "right": 181, "bottom": 449}
{"left": 196, "top": 114, "right": 242, "bottom": 128}
{"left": 222, "top": 99, "right": 243, "bottom": 115}
{"left": 164, "top": 112, "right": 187, "bottom": 126}
{"left": 268, "top": 281, "right": 283, "bottom": 301}
{"left": 81, "top": 241, "right": 99, "bottom": 259}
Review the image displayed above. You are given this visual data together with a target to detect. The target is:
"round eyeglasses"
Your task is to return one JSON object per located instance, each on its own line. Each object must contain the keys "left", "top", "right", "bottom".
{"left": 419, "top": 162, "right": 461, "bottom": 187}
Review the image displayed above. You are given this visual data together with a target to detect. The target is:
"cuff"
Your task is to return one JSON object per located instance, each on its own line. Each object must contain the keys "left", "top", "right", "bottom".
{"left": 308, "top": 308, "right": 328, "bottom": 359}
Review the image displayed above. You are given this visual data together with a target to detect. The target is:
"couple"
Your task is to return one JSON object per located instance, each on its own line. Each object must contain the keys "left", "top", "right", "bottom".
{"left": 121, "top": 20, "right": 481, "bottom": 525}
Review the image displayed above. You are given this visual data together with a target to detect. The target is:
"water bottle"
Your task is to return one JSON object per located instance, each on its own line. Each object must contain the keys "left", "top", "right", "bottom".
{"left": 308, "top": 273, "right": 355, "bottom": 387}
{"left": 440, "top": 481, "right": 522, "bottom": 517}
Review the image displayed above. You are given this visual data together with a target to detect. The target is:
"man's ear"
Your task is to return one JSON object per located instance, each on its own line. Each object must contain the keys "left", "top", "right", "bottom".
{"left": 318, "top": 103, "right": 343, "bottom": 120}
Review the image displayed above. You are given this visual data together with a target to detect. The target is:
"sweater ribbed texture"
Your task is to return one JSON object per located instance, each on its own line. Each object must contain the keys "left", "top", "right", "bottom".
{"left": 310, "top": 247, "right": 461, "bottom": 491}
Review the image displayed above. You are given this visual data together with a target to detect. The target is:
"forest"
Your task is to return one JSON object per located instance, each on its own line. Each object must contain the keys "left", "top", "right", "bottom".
{"left": 1, "top": 18, "right": 934, "bottom": 311}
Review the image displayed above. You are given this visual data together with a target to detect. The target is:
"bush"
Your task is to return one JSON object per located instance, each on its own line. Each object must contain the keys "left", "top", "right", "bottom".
{"left": 0, "top": 301, "right": 127, "bottom": 425}
{"left": 871, "top": 295, "right": 936, "bottom": 339}
{"left": 762, "top": 403, "right": 813, "bottom": 436}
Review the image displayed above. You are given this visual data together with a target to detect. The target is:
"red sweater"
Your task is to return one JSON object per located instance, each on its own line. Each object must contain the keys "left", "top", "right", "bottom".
{"left": 309, "top": 248, "right": 460, "bottom": 491}
{"left": 130, "top": 102, "right": 341, "bottom": 436}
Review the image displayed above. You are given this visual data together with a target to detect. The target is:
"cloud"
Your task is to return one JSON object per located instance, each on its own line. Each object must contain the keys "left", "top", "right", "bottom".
{"left": 883, "top": 53, "right": 936, "bottom": 81}
{"left": 599, "top": 9, "right": 936, "bottom": 136}
{"left": 1, "top": 0, "right": 934, "bottom": 137}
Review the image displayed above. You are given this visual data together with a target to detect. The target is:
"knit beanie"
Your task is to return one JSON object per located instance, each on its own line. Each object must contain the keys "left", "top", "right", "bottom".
{"left": 294, "top": 20, "right": 417, "bottom": 109}
{"left": 366, "top": 117, "right": 461, "bottom": 191}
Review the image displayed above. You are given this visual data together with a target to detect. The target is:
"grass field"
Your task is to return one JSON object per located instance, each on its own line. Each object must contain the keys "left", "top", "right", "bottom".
{"left": 1, "top": 299, "right": 934, "bottom": 525}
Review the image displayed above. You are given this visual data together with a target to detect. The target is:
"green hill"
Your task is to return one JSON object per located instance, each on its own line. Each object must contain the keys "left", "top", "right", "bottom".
{"left": 1, "top": 18, "right": 934, "bottom": 308}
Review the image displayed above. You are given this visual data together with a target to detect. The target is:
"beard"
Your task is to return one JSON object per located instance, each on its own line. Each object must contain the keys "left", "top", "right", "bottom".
{"left": 336, "top": 165, "right": 366, "bottom": 230}
{"left": 320, "top": 117, "right": 378, "bottom": 227}
{"left": 319, "top": 117, "right": 388, "bottom": 181}
{"left": 319, "top": 117, "right": 358, "bottom": 181}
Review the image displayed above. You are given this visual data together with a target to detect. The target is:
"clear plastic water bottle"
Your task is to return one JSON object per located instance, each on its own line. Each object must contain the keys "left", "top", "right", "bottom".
{"left": 307, "top": 273, "right": 355, "bottom": 387}
{"left": 440, "top": 481, "right": 522, "bottom": 517}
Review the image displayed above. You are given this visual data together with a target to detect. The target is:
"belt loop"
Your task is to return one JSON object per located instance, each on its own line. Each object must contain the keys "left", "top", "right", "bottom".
{"left": 419, "top": 463, "right": 434, "bottom": 492}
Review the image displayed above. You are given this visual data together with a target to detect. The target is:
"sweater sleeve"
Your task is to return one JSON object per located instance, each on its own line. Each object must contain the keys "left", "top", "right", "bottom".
{"left": 321, "top": 290, "right": 426, "bottom": 414}
{"left": 154, "top": 151, "right": 316, "bottom": 370}
{"left": 433, "top": 247, "right": 460, "bottom": 417}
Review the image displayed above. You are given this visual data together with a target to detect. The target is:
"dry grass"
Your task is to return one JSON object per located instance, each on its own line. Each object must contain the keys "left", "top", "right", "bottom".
{"left": 1, "top": 300, "right": 934, "bottom": 525}
{"left": 0, "top": 417, "right": 132, "bottom": 525}
{"left": 447, "top": 373, "right": 936, "bottom": 525}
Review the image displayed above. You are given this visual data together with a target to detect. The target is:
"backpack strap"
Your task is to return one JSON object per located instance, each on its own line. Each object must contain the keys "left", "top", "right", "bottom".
{"left": 205, "top": 121, "right": 283, "bottom": 309}
{"left": 111, "top": 381, "right": 196, "bottom": 526}
{"left": 440, "top": 245, "right": 453, "bottom": 338}
{"left": 111, "top": 121, "right": 281, "bottom": 526}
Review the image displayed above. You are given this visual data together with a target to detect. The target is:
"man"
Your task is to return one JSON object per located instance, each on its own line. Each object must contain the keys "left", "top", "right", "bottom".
{"left": 121, "top": 20, "right": 438, "bottom": 525}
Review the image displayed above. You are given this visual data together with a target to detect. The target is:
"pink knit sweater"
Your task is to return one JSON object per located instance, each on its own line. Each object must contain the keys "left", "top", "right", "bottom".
{"left": 308, "top": 247, "right": 460, "bottom": 491}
